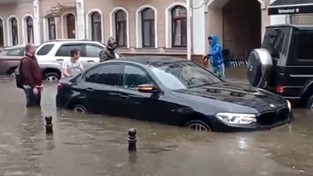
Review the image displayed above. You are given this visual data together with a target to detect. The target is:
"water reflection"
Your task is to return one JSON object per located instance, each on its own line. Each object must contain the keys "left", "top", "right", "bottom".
{"left": 0, "top": 74, "right": 312, "bottom": 175}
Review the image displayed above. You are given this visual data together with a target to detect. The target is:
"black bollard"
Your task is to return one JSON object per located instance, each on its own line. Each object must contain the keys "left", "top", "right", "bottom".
{"left": 45, "top": 116, "right": 53, "bottom": 134}
{"left": 128, "top": 128, "right": 137, "bottom": 152}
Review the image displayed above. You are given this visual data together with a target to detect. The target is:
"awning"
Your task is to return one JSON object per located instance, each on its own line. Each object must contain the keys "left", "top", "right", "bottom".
{"left": 268, "top": 0, "right": 313, "bottom": 15}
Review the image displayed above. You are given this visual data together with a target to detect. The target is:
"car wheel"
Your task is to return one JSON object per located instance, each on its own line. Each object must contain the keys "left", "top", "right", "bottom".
{"left": 44, "top": 72, "right": 60, "bottom": 82}
{"left": 73, "top": 105, "right": 88, "bottom": 114}
{"left": 306, "top": 95, "right": 313, "bottom": 111}
{"left": 185, "top": 120, "right": 211, "bottom": 133}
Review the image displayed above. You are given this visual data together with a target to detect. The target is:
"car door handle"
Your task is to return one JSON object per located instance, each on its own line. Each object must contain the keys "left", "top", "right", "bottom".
{"left": 56, "top": 59, "right": 64, "bottom": 61}
{"left": 86, "top": 87, "right": 94, "bottom": 92}
{"left": 87, "top": 60, "right": 95, "bottom": 62}
{"left": 119, "top": 93, "right": 129, "bottom": 99}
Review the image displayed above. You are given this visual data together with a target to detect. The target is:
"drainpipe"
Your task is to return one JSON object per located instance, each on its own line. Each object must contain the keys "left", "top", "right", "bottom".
{"left": 187, "top": 0, "right": 192, "bottom": 60}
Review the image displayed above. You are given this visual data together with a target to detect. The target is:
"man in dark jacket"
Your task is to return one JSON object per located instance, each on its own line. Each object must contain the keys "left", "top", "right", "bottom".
{"left": 20, "top": 43, "right": 43, "bottom": 107}
{"left": 99, "top": 37, "right": 118, "bottom": 62}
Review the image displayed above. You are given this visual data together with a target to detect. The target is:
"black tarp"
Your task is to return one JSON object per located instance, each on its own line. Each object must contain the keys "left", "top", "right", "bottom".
{"left": 268, "top": 0, "right": 313, "bottom": 15}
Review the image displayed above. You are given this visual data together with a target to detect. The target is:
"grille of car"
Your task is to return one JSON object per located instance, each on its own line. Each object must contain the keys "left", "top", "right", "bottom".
{"left": 256, "top": 107, "right": 289, "bottom": 126}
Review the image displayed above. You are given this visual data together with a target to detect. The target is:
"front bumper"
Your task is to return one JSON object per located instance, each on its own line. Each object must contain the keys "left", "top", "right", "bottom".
{"left": 211, "top": 107, "right": 293, "bottom": 132}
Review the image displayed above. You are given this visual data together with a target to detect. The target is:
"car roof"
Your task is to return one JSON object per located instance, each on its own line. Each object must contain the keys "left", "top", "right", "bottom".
{"left": 110, "top": 56, "right": 187, "bottom": 66}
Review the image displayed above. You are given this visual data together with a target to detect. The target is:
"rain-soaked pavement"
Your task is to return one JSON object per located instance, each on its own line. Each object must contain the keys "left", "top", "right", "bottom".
{"left": 0, "top": 67, "right": 313, "bottom": 176}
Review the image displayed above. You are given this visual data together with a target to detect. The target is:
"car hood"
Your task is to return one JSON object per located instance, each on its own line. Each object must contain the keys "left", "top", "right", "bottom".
{"left": 173, "top": 82, "right": 287, "bottom": 112}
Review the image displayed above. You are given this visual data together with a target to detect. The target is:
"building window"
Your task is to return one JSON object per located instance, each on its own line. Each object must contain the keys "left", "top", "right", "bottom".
{"left": 26, "top": 17, "right": 34, "bottom": 43}
{"left": 10, "top": 18, "right": 18, "bottom": 46}
{"left": 0, "top": 19, "right": 4, "bottom": 47}
{"left": 47, "top": 17, "right": 56, "bottom": 40}
{"left": 115, "top": 10, "right": 127, "bottom": 47}
{"left": 171, "top": 6, "right": 187, "bottom": 47}
{"left": 91, "top": 12, "right": 102, "bottom": 42}
{"left": 66, "top": 14, "right": 76, "bottom": 39}
{"left": 141, "top": 8, "right": 155, "bottom": 47}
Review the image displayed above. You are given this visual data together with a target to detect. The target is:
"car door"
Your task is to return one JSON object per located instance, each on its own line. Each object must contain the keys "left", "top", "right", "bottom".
{"left": 55, "top": 43, "right": 84, "bottom": 66}
{"left": 82, "top": 43, "right": 104, "bottom": 69}
{"left": 82, "top": 63, "right": 124, "bottom": 115}
{"left": 119, "top": 64, "right": 164, "bottom": 121}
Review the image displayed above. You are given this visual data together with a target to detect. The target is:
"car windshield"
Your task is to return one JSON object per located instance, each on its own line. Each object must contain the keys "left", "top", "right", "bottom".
{"left": 150, "top": 61, "right": 222, "bottom": 90}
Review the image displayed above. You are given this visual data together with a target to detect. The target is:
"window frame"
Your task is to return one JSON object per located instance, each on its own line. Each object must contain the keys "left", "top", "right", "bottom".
{"left": 141, "top": 8, "right": 155, "bottom": 48}
{"left": 115, "top": 10, "right": 127, "bottom": 47}
{"left": 171, "top": 6, "right": 187, "bottom": 47}
{"left": 11, "top": 18, "right": 18, "bottom": 46}
{"left": 91, "top": 12, "right": 102, "bottom": 42}
{"left": 83, "top": 63, "right": 124, "bottom": 87}
{"left": 47, "top": 17, "right": 56, "bottom": 40}
{"left": 26, "top": 17, "right": 34, "bottom": 43}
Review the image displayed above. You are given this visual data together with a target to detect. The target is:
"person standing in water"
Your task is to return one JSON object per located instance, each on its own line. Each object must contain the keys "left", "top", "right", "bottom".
{"left": 204, "top": 35, "right": 225, "bottom": 79}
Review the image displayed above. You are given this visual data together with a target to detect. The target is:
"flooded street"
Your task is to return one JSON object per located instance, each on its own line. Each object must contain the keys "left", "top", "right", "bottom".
{"left": 0, "top": 68, "right": 313, "bottom": 176}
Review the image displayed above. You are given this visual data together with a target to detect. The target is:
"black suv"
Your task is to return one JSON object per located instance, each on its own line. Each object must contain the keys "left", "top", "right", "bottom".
{"left": 247, "top": 24, "right": 313, "bottom": 110}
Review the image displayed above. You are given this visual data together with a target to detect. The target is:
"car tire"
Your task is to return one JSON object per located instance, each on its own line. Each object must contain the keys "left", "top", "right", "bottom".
{"left": 185, "top": 120, "right": 211, "bottom": 133}
{"left": 306, "top": 95, "right": 313, "bottom": 111}
{"left": 73, "top": 104, "right": 88, "bottom": 114}
{"left": 44, "top": 72, "right": 60, "bottom": 82}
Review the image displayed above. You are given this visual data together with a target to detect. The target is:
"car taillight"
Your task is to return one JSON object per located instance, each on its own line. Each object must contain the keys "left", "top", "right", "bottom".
{"left": 276, "top": 85, "right": 284, "bottom": 94}
{"left": 57, "top": 83, "right": 64, "bottom": 91}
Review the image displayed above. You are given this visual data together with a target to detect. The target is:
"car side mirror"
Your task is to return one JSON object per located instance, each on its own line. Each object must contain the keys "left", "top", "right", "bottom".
{"left": 137, "top": 84, "right": 158, "bottom": 93}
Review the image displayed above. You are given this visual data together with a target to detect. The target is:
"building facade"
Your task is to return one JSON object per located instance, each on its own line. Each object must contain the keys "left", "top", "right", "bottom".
{"left": 0, "top": 0, "right": 276, "bottom": 60}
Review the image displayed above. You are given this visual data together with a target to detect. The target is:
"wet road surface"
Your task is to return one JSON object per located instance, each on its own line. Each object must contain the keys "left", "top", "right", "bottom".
{"left": 0, "top": 68, "right": 313, "bottom": 176}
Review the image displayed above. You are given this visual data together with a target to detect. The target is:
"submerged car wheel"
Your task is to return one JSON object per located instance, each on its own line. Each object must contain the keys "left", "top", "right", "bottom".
{"left": 307, "top": 96, "right": 313, "bottom": 111}
{"left": 185, "top": 120, "right": 211, "bottom": 133}
{"left": 73, "top": 105, "right": 88, "bottom": 114}
{"left": 44, "top": 72, "right": 60, "bottom": 82}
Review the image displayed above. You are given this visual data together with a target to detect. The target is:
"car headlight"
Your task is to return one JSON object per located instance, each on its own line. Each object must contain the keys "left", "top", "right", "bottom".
{"left": 216, "top": 113, "right": 256, "bottom": 125}
{"left": 286, "top": 100, "right": 292, "bottom": 112}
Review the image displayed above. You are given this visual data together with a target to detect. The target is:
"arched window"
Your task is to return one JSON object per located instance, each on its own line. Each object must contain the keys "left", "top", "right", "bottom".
{"left": 66, "top": 14, "right": 76, "bottom": 39}
{"left": 0, "top": 19, "right": 4, "bottom": 47}
{"left": 115, "top": 10, "right": 127, "bottom": 47}
{"left": 26, "top": 17, "right": 34, "bottom": 43}
{"left": 91, "top": 12, "right": 102, "bottom": 42}
{"left": 171, "top": 6, "right": 187, "bottom": 47}
{"left": 47, "top": 17, "right": 56, "bottom": 40}
{"left": 11, "top": 18, "right": 18, "bottom": 45}
{"left": 141, "top": 8, "right": 155, "bottom": 47}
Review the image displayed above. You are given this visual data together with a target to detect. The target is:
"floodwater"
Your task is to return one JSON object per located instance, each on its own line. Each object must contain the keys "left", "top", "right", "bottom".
{"left": 0, "top": 68, "right": 313, "bottom": 176}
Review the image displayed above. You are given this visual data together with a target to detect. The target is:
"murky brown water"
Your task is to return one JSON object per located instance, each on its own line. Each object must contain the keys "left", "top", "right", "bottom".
{"left": 0, "top": 68, "right": 313, "bottom": 176}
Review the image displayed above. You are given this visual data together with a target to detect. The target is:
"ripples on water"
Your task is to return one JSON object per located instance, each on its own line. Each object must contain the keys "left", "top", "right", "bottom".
{"left": 0, "top": 75, "right": 312, "bottom": 176}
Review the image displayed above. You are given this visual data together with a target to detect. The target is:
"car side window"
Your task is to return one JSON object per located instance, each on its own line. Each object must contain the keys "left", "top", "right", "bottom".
{"left": 85, "top": 64, "right": 122, "bottom": 86}
{"left": 7, "top": 48, "right": 24, "bottom": 56}
{"left": 85, "top": 44, "right": 103, "bottom": 57}
{"left": 37, "top": 44, "right": 54, "bottom": 55}
{"left": 123, "top": 65, "right": 152, "bottom": 89}
{"left": 296, "top": 31, "right": 313, "bottom": 61}
{"left": 55, "top": 44, "right": 83, "bottom": 57}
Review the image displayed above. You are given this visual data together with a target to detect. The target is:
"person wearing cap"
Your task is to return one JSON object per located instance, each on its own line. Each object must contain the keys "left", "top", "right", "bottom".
{"left": 204, "top": 35, "right": 225, "bottom": 79}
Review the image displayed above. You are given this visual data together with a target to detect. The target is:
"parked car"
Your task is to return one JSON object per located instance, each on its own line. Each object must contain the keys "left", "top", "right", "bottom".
{"left": 56, "top": 56, "right": 292, "bottom": 132}
{"left": 247, "top": 24, "right": 313, "bottom": 110}
{"left": 0, "top": 45, "right": 39, "bottom": 75}
{"left": 36, "top": 39, "right": 121, "bottom": 67}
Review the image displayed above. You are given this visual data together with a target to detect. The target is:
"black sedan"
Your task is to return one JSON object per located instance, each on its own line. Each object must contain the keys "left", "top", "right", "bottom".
{"left": 56, "top": 56, "right": 292, "bottom": 132}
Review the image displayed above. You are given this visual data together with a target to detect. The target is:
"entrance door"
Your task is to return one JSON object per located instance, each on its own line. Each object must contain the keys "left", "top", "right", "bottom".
{"left": 67, "top": 14, "right": 76, "bottom": 39}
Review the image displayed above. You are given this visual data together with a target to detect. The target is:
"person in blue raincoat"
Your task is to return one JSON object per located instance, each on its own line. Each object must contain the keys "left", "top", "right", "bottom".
{"left": 204, "top": 35, "right": 225, "bottom": 79}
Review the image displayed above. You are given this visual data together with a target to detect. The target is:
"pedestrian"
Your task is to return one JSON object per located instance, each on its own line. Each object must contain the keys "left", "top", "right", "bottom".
{"left": 99, "top": 37, "right": 118, "bottom": 62}
{"left": 204, "top": 35, "right": 225, "bottom": 79}
{"left": 20, "top": 43, "right": 43, "bottom": 108}
{"left": 62, "top": 48, "right": 84, "bottom": 77}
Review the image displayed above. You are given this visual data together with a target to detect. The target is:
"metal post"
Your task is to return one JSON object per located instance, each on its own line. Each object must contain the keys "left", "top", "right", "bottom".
{"left": 128, "top": 128, "right": 137, "bottom": 152}
{"left": 187, "top": 0, "right": 192, "bottom": 60}
{"left": 45, "top": 116, "right": 53, "bottom": 134}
